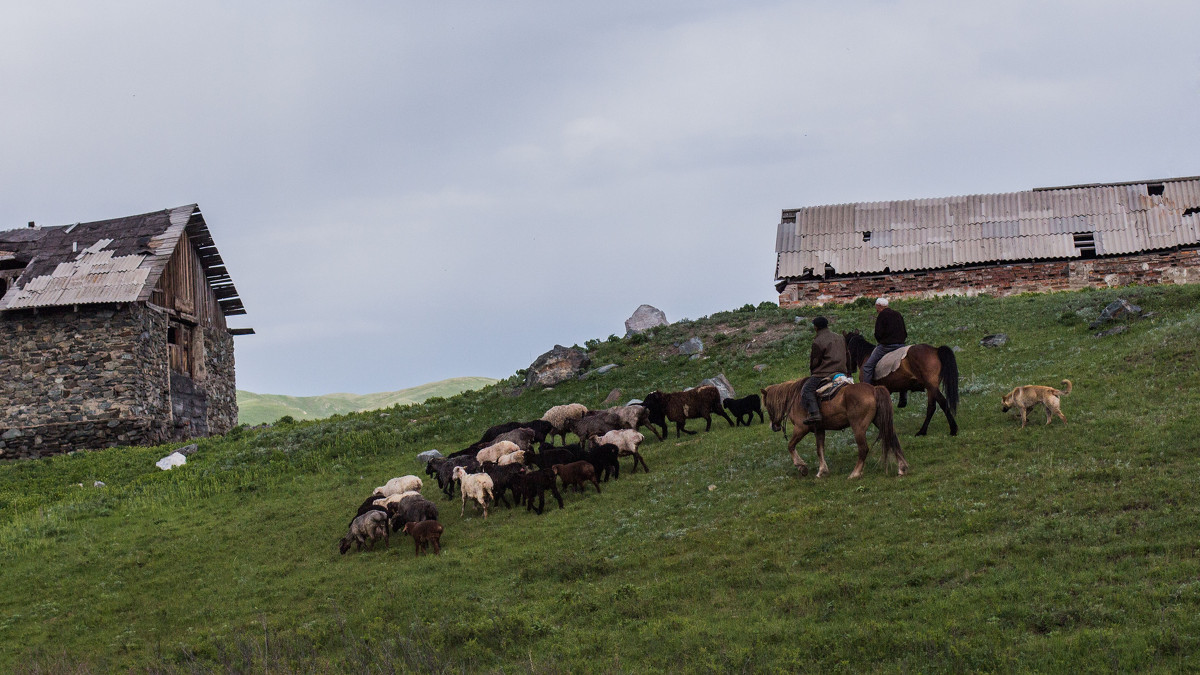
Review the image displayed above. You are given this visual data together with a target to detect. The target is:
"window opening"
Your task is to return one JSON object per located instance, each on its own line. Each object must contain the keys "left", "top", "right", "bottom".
{"left": 1073, "top": 232, "right": 1096, "bottom": 259}
{"left": 1148, "top": 183, "right": 1165, "bottom": 196}
{"left": 862, "top": 231, "right": 872, "bottom": 242}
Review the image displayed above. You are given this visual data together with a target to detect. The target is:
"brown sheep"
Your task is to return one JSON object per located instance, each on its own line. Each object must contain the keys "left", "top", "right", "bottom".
{"left": 641, "top": 385, "right": 735, "bottom": 438}
{"left": 553, "top": 461, "right": 600, "bottom": 494}
{"left": 403, "top": 520, "right": 444, "bottom": 556}
{"left": 568, "top": 411, "right": 624, "bottom": 445}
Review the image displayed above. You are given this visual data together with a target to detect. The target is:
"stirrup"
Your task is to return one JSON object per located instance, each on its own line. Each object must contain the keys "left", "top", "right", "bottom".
{"left": 803, "top": 414, "right": 822, "bottom": 427}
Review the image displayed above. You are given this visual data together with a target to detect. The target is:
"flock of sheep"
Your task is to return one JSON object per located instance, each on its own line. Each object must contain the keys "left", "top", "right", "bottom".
{"left": 339, "top": 385, "right": 764, "bottom": 557}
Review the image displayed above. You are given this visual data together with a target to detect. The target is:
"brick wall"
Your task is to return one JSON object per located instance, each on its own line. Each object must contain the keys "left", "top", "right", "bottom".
{"left": 778, "top": 248, "right": 1200, "bottom": 308}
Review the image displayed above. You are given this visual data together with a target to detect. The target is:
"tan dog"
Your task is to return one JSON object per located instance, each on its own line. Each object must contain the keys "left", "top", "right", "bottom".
{"left": 1002, "top": 380, "right": 1072, "bottom": 428}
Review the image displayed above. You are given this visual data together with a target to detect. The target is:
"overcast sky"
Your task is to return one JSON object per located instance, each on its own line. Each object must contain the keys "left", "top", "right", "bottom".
{"left": 2, "top": 1, "right": 1198, "bottom": 395}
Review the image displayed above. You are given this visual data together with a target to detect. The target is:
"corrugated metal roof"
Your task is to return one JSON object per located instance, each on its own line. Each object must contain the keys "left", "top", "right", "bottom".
{"left": 0, "top": 205, "right": 246, "bottom": 316}
{"left": 776, "top": 177, "right": 1200, "bottom": 277}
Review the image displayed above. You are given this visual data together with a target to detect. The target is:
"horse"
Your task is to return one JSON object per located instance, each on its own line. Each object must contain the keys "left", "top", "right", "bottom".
{"left": 843, "top": 331, "right": 959, "bottom": 437}
{"left": 761, "top": 378, "right": 907, "bottom": 479}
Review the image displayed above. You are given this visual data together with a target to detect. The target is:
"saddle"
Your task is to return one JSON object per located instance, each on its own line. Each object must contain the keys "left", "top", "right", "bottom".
{"left": 814, "top": 374, "right": 854, "bottom": 401}
{"left": 875, "top": 345, "right": 913, "bottom": 380}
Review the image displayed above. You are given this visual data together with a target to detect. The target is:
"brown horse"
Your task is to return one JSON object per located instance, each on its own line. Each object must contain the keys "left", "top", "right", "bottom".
{"left": 761, "top": 378, "right": 907, "bottom": 479}
{"left": 843, "top": 331, "right": 959, "bottom": 436}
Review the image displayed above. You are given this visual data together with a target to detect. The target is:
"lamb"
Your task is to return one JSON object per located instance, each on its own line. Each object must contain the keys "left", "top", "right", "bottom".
{"left": 641, "top": 386, "right": 735, "bottom": 438}
{"left": 553, "top": 460, "right": 600, "bottom": 494}
{"left": 541, "top": 403, "right": 589, "bottom": 445}
{"left": 581, "top": 442, "right": 621, "bottom": 482}
{"left": 723, "top": 394, "right": 764, "bottom": 426}
{"left": 339, "top": 510, "right": 389, "bottom": 554}
{"left": 590, "top": 429, "right": 649, "bottom": 474}
{"left": 453, "top": 465, "right": 495, "bottom": 519}
{"left": 387, "top": 493, "right": 439, "bottom": 533}
{"left": 606, "top": 404, "right": 663, "bottom": 440}
{"left": 476, "top": 440, "right": 521, "bottom": 465}
{"left": 518, "top": 467, "right": 564, "bottom": 514}
{"left": 403, "top": 520, "right": 444, "bottom": 556}
{"left": 372, "top": 475, "right": 423, "bottom": 499}
{"left": 497, "top": 449, "right": 526, "bottom": 466}
{"left": 568, "top": 411, "right": 624, "bottom": 445}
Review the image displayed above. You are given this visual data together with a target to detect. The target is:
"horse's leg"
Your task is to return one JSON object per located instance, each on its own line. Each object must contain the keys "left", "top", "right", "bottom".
{"left": 848, "top": 421, "right": 871, "bottom": 480}
{"left": 898, "top": 390, "right": 908, "bottom": 408}
{"left": 935, "top": 389, "right": 959, "bottom": 436}
{"left": 815, "top": 430, "right": 830, "bottom": 478}
{"left": 916, "top": 386, "right": 938, "bottom": 436}
{"left": 787, "top": 427, "right": 810, "bottom": 477}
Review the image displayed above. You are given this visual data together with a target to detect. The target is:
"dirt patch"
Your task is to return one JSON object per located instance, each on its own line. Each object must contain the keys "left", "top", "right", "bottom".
{"left": 657, "top": 318, "right": 801, "bottom": 357}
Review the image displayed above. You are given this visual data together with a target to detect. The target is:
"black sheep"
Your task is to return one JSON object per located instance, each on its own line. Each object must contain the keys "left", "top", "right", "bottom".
{"left": 387, "top": 495, "right": 439, "bottom": 533}
{"left": 518, "top": 467, "right": 564, "bottom": 515}
{"left": 723, "top": 394, "right": 764, "bottom": 426}
{"left": 581, "top": 443, "right": 621, "bottom": 482}
{"left": 482, "top": 462, "right": 526, "bottom": 508}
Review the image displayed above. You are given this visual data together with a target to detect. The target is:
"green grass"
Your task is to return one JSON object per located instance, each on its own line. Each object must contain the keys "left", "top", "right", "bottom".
{"left": 236, "top": 376, "right": 498, "bottom": 426}
{"left": 2, "top": 287, "right": 1200, "bottom": 672}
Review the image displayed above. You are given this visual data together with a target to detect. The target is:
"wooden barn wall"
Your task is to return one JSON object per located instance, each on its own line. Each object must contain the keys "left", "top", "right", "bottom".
{"left": 150, "top": 237, "right": 228, "bottom": 331}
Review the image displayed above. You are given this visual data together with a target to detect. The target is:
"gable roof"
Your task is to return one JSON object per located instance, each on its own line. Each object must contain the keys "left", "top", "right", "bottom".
{"left": 775, "top": 176, "right": 1200, "bottom": 278}
{"left": 0, "top": 205, "right": 246, "bottom": 315}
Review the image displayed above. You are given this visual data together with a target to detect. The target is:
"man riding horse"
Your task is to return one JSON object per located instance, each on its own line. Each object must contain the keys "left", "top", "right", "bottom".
{"left": 861, "top": 297, "right": 906, "bottom": 385}
{"left": 800, "top": 316, "right": 847, "bottom": 427}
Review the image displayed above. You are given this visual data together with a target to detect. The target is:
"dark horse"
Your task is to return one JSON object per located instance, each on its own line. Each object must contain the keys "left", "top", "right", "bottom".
{"left": 761, "top": 379, "right": 907, "bottom": 479}
{"left": 843, "top": 331, "right": 959, "bottom": 436}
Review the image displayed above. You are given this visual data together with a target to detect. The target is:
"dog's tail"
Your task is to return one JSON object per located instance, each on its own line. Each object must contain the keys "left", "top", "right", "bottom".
{"left": 1059, "top": 379, "right": 1073, "bottom": 396}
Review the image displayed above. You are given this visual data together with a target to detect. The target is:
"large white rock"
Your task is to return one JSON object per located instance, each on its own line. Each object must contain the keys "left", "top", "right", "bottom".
{"left": 155, "top": 452, "right": 187, "bottom": 470}
{"left": 699, "top": 373, "right": 736, "bottom": 401}
{"left": 624, "top": 305, "right": 669, "bottom": 337}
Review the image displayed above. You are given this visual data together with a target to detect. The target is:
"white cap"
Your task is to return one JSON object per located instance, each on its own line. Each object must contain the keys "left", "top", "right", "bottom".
{"left": 876, "top": 297, "right": 889, "bottom": 306}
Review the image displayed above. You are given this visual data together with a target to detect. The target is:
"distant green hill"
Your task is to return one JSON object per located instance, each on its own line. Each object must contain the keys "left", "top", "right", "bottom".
{"left": 236, "top": 376, "right": 498, "bottom": 425}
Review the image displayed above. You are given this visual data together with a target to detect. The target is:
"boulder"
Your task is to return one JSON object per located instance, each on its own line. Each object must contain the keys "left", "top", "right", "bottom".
{"left": 525, "top": 345, "right": 591, "bottom": 388}
{"left": 624, "top": 305, "right": 669, "bottom": 337}
{"left": 581, "top": 363, "right": 619, "bottom": 380}
{"left": 699, "top": 373, "right": 735, "bottom": 401}
{"left": 176, "top": 443, "right": 199, "bottom": 456}
{"left": 1090, "top": 299, "right": 1143, "bottom": 329}
{"left": 1095, "top": 325, "right": 1129, "bottom": 338}
{"left": 417, "top": 449, "right": 444, "bottom": 464}
{"left": 678, "top": 337, "right": 704, "bottom": 355}
{"left": 980, "top": 334, "right": 1008, "bottom": 348}
{"left": 155, "top": 452, "right": 187, "bottom": 471}
{"left": 603, "top": 388, "right": 622, "bottom": 405}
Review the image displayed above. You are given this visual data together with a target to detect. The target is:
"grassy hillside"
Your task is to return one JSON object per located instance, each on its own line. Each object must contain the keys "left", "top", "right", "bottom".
{"left": 236, "top": 376, "right": 498, "bottom": 426}
{"left": 2, "top": 286, "right": 1199, "bottom": 672}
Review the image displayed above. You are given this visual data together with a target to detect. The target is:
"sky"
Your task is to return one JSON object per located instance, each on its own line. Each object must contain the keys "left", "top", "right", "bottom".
{"left": 2, "top": 1, "right": 1198, "bottom": 395}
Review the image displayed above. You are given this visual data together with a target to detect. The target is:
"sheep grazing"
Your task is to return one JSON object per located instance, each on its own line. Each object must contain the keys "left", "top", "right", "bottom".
{"left": 491, "top": 427, "right": 538, "bottom": 452}
{"left": 388, "top": 493, "right": 439, "bottom": 533}
{"left": 723, "top": 394, "right": 764, "bottom": 426}
{"left": 453, "top": 465, "right": 495, "bottom": 519}
{"left": 497, "top": 449, "right": 526, "bottom": 466}
{"left": 606, "top": 404, "right": 663, "bottom": 440}
{"left": 340, "top": 510, "right": 389, "bottom": 554}
{"left": 403, "top": 520, "right": 444, "bottom": 556}
{"left": 568, "top": 411, "right": 624, "bottom": 445}
{"left": 553, "top": 461, "right": 600, "bottom": 494}
{"left": 591, "top": 429, "right": 649, "bottom": 474}
{"left": 518, "top": 467, "right": 565, "bottom": 514}
{"left": 432, "top": 455, "right": 480, "bottom": 500}
{"left": 541, "top": 403, "right": 589, "bottom": 445}
{"left": 476, "top": 440, "right": 521, "bottom": 465}
{"left": 373, "top": 475, "right": 423, "bottom": 499}
{"left": 641, "top": 386, "right": 735, "bottom": 438}
{"left": 478, "top": 420, "right": 553, "bottom": 446}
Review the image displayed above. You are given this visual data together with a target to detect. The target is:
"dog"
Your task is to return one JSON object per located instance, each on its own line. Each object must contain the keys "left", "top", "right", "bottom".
{"left": 1001, "top": 379, "right": 1072, "bottom": 428}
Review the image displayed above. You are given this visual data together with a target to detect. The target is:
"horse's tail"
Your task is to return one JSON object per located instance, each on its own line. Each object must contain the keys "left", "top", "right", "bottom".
{"left": 938, "top": 345, "right": 959, "bottom": 414}
{"left": 872, "top": 385, "right": 902, "bottom": 466}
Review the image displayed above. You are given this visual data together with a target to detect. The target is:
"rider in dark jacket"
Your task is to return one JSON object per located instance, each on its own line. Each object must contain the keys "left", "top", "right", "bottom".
{"left": 801, "top": 316, "right": 847, "bottom": 426}
{"left": 861, "top": 297, "right": 907, "bottom": 384}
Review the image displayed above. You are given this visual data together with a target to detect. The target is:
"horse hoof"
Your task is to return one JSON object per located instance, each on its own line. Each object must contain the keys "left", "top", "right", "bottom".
{"left": 798, "top": 465, "right": 809, "bottom": 477}
{"left": 915, "top": 430, "right": 927, "bottom": 437}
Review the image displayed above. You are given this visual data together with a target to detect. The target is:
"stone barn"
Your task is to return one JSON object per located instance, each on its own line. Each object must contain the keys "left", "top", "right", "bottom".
{"left": 774, "top": 176, "right": 1200, "bottom": 307}
{"left": 0, "top": 205, "right": 251, "bottom": 458}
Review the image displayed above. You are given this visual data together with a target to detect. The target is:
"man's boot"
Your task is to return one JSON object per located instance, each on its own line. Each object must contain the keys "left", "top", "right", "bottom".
{"left": 803, "top": 406, "right": 822, "bottom": 427}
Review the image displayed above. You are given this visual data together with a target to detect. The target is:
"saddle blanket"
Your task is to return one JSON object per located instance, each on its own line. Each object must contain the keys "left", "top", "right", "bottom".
{"left": 875, "top": 345, "right": 912, "bottom": 380}
{"left": 815, "top": 374, "right": 854, "bottom": 401}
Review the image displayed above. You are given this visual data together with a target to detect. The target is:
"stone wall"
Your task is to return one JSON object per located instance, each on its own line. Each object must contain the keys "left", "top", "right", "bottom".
{"left": 0, "top": 303, "right": 239, "bottom": 458}
{"left": 779, "top": 248, "right": 1200, "bottom": 307}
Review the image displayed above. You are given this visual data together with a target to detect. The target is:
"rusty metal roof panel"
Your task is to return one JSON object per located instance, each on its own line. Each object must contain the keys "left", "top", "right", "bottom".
{"left": 777, "top": 176, "right": 1200, "bottom": 277}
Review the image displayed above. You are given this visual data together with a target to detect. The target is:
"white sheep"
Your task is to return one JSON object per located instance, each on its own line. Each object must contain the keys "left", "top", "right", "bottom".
{"left": 373, "top": 475, "right": 422, "bottom": 499}
{"left": 339, "top": 510, "right": 389, "bottom": 554}
{"left": 453, "top": 465, "right": 495, "bottom": 519}
{"left": 496, "top": 449, "right": 525, "bottom": 466}
{"left": 476, "top": 440, "right": 520, "bottom": 465}
{"left": 591, "top": 429, "right": 650, "bottom": 473}
{"left": 606, "top": 404, "right": 662, "bottom": 440}
{"left": 541, "top": 403, "right": 589, "bottom": 444}
{"left": 372, "top": 490, "right": 422, "bottom": 509}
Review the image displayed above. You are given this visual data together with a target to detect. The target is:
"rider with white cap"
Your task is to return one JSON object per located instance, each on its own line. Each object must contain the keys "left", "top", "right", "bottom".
{"left": 860, "top": 297, "right": 907, "bottom": 385}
